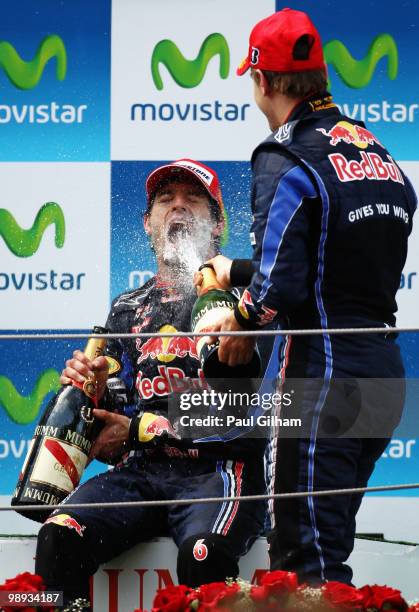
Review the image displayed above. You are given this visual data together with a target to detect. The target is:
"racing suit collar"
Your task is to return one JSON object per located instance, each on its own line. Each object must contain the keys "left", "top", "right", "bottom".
{"left": 283, "top": 91, "right": 337, "bottom": 124}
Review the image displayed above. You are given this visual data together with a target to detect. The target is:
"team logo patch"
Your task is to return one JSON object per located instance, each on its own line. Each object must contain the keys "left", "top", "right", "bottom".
{"left": 138, "top": 412, "right": 180, "bottom": 442}
{"left": 45, "top": 513, "right": 86, "bottom": 537}
{"left": 317, "top": 121, "right": 383, "bottom": 149}
{"left": 329, "top": 151, "right": 404, "bottom": 185}
{"left": 238, "top": 289, "right": 253, "bottom": 320}
{"left": 258, "top": 305, "right": 278, "bottom": 326}
{"left": 250, "top": 47, "right": 260, "bottom": 65}
{"left": 174, "top": 160, "right": 213, "bottom": 185}
{"left": 137, "top": 324, "right": 198, "bottom": 363}
{"left": 274, "top": 122, "right": 292, "bottom": 144}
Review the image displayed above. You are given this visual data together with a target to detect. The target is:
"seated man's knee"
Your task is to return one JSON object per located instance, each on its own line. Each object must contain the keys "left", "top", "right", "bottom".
{"left": 177, "top": 533, "right": 239, "bottom": 588}
{"left": 36, "top": 515, "right": 96, "bottom": 589}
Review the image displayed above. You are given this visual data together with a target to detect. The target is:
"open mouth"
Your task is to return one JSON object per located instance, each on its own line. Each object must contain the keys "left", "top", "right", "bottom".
{"left": 166, "top": 219, "right": 193, "bottom": 242}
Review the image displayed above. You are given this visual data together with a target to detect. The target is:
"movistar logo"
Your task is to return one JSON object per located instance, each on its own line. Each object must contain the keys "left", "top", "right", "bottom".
{"left": 0, "top": 369, "right": 60, "bottom": 424}
{"left": 0, "top": 202, "right": 65, "bottom": 257}
{"left": 151, "top": 33, "right": 229, "bottom": 90}
{"left": 324, "top": 33, "right": 398, "bottom": 89}
{"left": 0, "top": 34, "right": 67, "bottom": 89}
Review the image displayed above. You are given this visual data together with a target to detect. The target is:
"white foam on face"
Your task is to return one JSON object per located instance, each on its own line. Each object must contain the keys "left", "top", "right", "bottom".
{"left": 161, "top": 217, "right": 215, "bottom": 290}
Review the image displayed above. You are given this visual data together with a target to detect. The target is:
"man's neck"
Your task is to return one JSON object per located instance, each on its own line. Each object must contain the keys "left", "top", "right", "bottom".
{"left": 155, "top": 247, "right": 217, "bottom": 284}
{"left": 267, "top": 94, "right": 303, "bottom": 131}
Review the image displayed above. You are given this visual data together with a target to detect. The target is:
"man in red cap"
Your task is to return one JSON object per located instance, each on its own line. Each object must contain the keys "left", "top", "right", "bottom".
{"left": 205, "top": 8, "right": 417, "bottom": 585}
{"left": 35, "top": 159, "right": 267, "bottom": 611}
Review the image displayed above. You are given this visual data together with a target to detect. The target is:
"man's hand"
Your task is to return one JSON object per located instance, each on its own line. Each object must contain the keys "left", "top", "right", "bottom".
{"left": 208, "top": 310, "right": 255, "bottom": 367}
{"left": 89, "top": 409, "right": 130, "bottom": 462}
{"left": 60, "top": 351, "right": 109, "bottom": 400}
{"left": 193, "top": 255, "right": 233, "bottom": 295}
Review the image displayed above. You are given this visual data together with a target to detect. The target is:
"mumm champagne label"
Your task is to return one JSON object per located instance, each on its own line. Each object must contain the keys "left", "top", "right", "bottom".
{"left": 192, "top": 299, "right": 234, "bottom": 357}
{"left": 29, "top": 429, "right": 91, "bottom": 493}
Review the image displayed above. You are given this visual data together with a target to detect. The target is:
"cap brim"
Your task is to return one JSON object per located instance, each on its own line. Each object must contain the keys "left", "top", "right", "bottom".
{"left": 236, "top": 56, "right": 251, "bottom": 76}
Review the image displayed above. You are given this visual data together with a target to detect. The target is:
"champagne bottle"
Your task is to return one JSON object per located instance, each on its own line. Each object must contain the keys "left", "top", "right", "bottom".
{"left": 191, "top": 264, "right": 260, "bottom": 391}
{"left": 11, "top": 326, "right": 117, "bottom": 522}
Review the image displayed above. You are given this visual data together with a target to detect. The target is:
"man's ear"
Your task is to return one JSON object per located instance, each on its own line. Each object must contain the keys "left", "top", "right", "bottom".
{"left": 143, "top": 213, "right": 151, "bottom": 235}
{"left": 212, "top": 215, "right": 225, "bottom": 238}
{"left": 254, "top": 69, "right": 271, "bottom": 96}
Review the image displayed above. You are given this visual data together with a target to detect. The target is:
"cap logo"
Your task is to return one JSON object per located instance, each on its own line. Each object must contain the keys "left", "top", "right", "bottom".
{"left": 174, "top": 160, "right": 213, "bottom": 186}
{"left": 250, "top": 47, "right": 260, "bottom": 65}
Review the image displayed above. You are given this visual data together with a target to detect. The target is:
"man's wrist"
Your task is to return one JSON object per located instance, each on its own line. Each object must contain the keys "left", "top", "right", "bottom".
{"left": 230, "top": 259, "right": 254, "bottom": 287}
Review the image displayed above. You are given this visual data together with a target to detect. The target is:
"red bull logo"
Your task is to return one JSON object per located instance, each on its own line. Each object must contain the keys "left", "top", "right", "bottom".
{"left": 329, "top": 151, "right": 404, "bottom": 185}
{"left": 137, "top": 324, "right": 198, "bottom": 363}
{"left": 45, "top": 513, "right": 86, "bottom": 537}
{"left": 317, "top": 121, "right": 383, "bottom": 149}
{"left": 136, "top": 365, "right": 208, "bottom": 400}
{"left": 138, "top": 412, "right": 180, "bottom": 442}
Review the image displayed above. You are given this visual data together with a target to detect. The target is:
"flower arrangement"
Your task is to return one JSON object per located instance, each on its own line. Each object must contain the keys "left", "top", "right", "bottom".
{"left": 1, "top": 570, "right": 419, "bottom": 612}
{"left": 135, "top": 571, "right": 419, "bottom": 612}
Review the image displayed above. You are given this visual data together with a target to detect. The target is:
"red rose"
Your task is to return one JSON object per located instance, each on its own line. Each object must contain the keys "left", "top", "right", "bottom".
{"left": 250, "top": 571, "right": 298, "bottom": 609}
{"left": 151, "top": 584, "right": 192, "bottom": 612}
{"left": 322, "top": 581, "right": 365, "bottom": 608}
{"left": 0, "top": 572, "right": 44, "bottom": 593}
{"left": 408, "top": 605, "right": 419, "bottom": 612}
{"left": 261, "top": 570, "right": 298, "bottom": 596}
{"left": 0, "top": 572, "right": 54, "bottom": 612}
{"left": 195, "top": 582, "right": 241, "bottom": 610}
{"left": 359, "top": 585, "right": 408, "bottom": 611}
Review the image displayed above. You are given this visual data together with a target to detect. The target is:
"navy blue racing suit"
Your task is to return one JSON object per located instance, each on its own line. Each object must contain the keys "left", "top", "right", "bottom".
{"left": 231, "top": 93, "right": 417, "bottom": 584}
{"left": 35, "top": 279, "right": 267, "bottom": 606}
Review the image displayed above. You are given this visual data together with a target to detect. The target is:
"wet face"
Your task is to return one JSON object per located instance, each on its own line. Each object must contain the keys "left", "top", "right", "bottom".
{"left": 144, "top": 177, "right": 220, "bottom": 270}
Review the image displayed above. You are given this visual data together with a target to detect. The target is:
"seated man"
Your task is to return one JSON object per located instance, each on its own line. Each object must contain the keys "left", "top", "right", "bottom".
{"left": 35, "top": 159, "right": 267, "bottom": 612}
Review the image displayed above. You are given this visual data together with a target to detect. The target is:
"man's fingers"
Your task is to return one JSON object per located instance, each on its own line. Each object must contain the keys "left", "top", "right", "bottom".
{"left": 61, "top": 365, "right": 86, "bottom": 384}
{"left": 217, "top": 338, "right": 230, "bottom": 364}
{"left": 59, "top": 375, "right": 73, "bottom": 386}
{"left": 206, "top": 335, "right": 219, "bottom": 345}
{"left": 91, "top": 356, "right": 109, "bottom": 373}
{"left": 64, "top": 354, "right": 94, "bottom": 381}
{"left": 92, "top": 408, "right": 113, "bottom": 422}
{"left": 193, "top": 271, "right": 203, "bottom": 287}
{"left": 72, "top": 350, "right": 92, "bottom": 367}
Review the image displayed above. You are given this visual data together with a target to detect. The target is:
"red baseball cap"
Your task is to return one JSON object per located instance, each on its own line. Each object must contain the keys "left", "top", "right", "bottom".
{"left": 145, "top": 158, "right": 224, "bottom": 213}
{"left": 237, "top": 8, "right": 325, "bottom": 76}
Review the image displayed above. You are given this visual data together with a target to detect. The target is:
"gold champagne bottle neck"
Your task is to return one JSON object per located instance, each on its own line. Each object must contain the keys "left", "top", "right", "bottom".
{"left": 199, "top": 264, "right": 223, "bottom": 294}
{"left": 83, "top": 327, "right": 107, "bottom": 361}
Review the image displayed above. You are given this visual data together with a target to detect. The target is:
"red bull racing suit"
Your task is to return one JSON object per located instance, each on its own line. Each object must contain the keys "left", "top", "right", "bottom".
{"left": 230, "top": 93, "right": 417, "bottom": 584}
{"left": 36, "top": 277, "right": 267, "bottom": 608}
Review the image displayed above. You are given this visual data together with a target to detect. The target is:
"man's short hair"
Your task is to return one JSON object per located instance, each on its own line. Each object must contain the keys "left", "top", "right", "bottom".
{"left": 251, "top": 66, "right": 327, "bottom": 99}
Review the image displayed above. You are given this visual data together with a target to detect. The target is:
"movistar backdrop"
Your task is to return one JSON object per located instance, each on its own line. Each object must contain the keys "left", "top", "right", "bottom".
{"left": 0, "top": 0, "right": 111, "bottom": 161}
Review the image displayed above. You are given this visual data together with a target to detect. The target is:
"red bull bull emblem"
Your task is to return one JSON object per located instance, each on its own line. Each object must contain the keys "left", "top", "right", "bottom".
{"left": 317, "top": 121, "right": 383, "bottom": 149}
{"left": 138, "top": 412, "right": 180, "bottom": 442}
{"left": 137, "top": 324, "right": 198, "bottom": 363}
{"left": 45, "top": 513, "right": 86, "bottom": 537}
